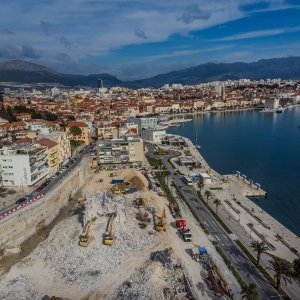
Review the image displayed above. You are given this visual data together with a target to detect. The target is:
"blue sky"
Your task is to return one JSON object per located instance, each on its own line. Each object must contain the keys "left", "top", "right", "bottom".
{"left": 0, "top": 0, "right": 300, "bottom": 79}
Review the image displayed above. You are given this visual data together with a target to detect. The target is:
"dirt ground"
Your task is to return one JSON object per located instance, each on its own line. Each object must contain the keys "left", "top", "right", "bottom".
{"left": 0, "top": 167, "right": 240, "bottom": 300}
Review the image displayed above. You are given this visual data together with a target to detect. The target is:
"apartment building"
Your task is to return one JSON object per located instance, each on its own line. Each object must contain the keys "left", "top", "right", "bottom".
{"left": 66, "top": 121, "right": 90, "bottom": 145}
{"left": 0, "top": 142, "right": 49, "bottom": 186}
{"left": 97, "top": 137, "right": 143, "bottom": 165}
{"left": 97, "top": 125, "right": 118, "bottom": 140}
{"left": 39, "top": 131, "right": 71, "bottom": 166}
{"left": 37, "top": 138, "right": 60, "bottom": 176}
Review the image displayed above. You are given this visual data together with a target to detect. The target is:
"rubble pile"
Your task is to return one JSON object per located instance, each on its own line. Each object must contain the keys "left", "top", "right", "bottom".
{"left": 116, "top": 249, "right": 190, "bottom": 300}
{"left": 0, "top": 275, "right": 38, "bottom": 300}
{"left": 30, "top": 192, "right": 160, "bottom": 291}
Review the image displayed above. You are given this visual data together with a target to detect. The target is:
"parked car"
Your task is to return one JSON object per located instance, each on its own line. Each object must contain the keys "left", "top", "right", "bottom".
{"left": 16, "top": 195, "right": 30, "bottom": 204}
{"left": 16, "top": 197, "right": 26, "bottom": 204}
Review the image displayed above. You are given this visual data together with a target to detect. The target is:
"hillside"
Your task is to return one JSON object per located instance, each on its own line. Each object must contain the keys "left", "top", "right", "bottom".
{"left": 1, "top": 57, "right": 300, "bottom": 89}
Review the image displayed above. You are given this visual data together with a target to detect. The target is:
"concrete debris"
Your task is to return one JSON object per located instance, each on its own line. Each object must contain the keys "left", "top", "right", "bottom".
{"left": 0, "top": 275, "right": 38, "bottom": 300}
{"left": 29, "top": 192, "right": 160, "bottom": 291}
{"left": 150, "top": 248, "right": 176, "bottom": 269}
{"left": 116, "top": 250, "right": 191, "bottom": 300}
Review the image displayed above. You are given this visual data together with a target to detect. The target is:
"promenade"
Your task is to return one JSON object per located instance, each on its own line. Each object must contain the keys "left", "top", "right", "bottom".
{"left": 182, "top": 137, "right": 300, "bottom": 262}
{"left": 161, "top": 135, "right": 300, "bottom": 299}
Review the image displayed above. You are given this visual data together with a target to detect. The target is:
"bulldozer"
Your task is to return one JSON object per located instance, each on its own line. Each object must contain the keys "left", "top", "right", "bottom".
{"left": 155, "top": 207, "right": 166, "bottom": 232}
{"left": 103, "top": 212, "right": 117, "bottom": 245}
{"left": 79, "top": 218, "right": 95, "bottom": 247}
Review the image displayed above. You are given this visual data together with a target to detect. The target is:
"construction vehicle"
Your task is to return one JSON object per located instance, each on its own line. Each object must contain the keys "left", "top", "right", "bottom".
{"left": 77, "top": 197, "right": 86, "bottom": 206}
{"left": 176, "top": 219, "right": 192, "bottom": 242}
{"left": 178, "top": 228, "right": 192, "bottom": 242}
{"left": 155, "top": 207, "right": 166, "bottom": 232}
{"left": 111, "top": 177, "right": 124, "bottom": 184}
{"left": 79, "top": 218, "right": 95, "bottom": 247}
{"left": 103, "top": 212, "right": 117, "bottom": 245}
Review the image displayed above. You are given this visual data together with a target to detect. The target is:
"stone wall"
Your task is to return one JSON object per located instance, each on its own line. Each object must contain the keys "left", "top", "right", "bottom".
{"left": 0, "top": 157, "right": 90, "bottom": 253}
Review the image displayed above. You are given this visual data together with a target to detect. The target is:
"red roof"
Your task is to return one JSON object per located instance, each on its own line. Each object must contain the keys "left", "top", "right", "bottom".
{"left": 37, "top": 138, "right": 58, "bottom": 149}
{"left": 66, "top": 121, "right": 88, "bottom": 128}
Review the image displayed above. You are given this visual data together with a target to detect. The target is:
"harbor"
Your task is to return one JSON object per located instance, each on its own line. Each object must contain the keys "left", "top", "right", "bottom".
{"left": 158, "top": 117, "right": 192, "bottom": 129}
{"left": 179, "top": 136, "right": 299, "bottom": 261}
{"left": 167, "top": 107, "right": 300, "bottom": 237}
{"left": 159, "top": 134, "right": 300, "bottom": 299}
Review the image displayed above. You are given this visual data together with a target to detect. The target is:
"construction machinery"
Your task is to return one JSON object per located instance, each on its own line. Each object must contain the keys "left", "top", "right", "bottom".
{"left": 178, "top": 228, "right": 192, "bottom": 242}
{"left": 155, "top": 207, "right": 166, "bottom": 232}
{"left": 79, "top": 218, "right": 95, "bottom": 247}
{"left": 103, "top": 212, "right": 117, "bottom": 245}
{"left": 176, "top": 219, "right": 192, "bottom": 242}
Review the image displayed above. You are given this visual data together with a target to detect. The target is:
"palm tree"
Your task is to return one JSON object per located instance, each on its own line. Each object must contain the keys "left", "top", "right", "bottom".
{"left": 213, "top": 198, "right": 221, "bottom": 215}
{"left": 250, "top": 240, "right": 269, "bottom": 266}
{"left": 293, "top": 258, "right": 300, "bottom": 278}
{"left": 240, "top": 283, "right": 259, "bottom": 300}
{"left": 204, "top": 190, "right": 211, "bottom": 204}
{"left": 197, "top": 181, "right": 204, "bottom": 192}
{"left": 267, "top": 257, "right": 293, "bottom": 289}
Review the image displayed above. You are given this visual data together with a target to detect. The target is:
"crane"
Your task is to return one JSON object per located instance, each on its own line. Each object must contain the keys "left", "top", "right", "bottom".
{"left": 155, "top": 207, "right": 166, "bottom": 232}
{"left": 103, "top": 212, "right": 117, "bottom": 245}
{"left": 79, "top": 218, "right": 95, "bottom": 247}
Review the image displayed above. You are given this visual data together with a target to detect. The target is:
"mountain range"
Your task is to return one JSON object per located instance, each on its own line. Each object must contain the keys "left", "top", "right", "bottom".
{"left": 1, "top": 57, "right": 300, "bottom": 89}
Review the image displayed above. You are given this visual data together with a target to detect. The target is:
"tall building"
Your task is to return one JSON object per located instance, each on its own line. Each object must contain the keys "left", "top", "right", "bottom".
{"left": 0, "top": 143, "right": 49, "bottom": 186}
{"left": 37, "top": 138, "right": 60, "bottom": 176}
{"left": 97, "top": 137, "right": 143, "bottom": 165}
{"left": 96, "top": 79, "right": 103, "bottom": 89}
{"left": 39, "top": 132, "right": 71, "bottom": 166}
{"left": 132, "top": 117, "right": 158, "bottom": 132}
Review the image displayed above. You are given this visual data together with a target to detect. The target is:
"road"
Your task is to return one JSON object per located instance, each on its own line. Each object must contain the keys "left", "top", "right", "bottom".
{"left": 0, "top": 143, "right": 94, "bottom": 219}
{"left": 146, "top": 142, "right": 281, "bottom": 300}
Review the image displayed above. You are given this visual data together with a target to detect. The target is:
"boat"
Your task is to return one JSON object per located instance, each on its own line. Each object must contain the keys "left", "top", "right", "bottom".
{"left": 195, "top": 145, "right": 201, "bottom": 149}
{"left": 276, "top": 107, "right": 285, "bottom": 113}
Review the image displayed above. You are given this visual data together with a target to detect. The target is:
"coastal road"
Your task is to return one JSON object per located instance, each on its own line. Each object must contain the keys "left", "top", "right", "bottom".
{"left": 146, "top": 142, "right": 281, "bottom": 300}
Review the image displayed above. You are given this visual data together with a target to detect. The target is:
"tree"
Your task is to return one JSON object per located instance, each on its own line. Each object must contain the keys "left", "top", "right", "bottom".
{"left": 293, "top": 258, "right": 300, "bottom": 278}
{"left": 70, "top": 125, "right": 82, "bottom": 137}
{"left": 213, "top": 198, "right": 221, "bottom": 215}
{"left": 197, "top": 181, "right": 204, "bottom": 191}
{"left": 240, "top": 283, "right": 259, "bottom": 300}
{"left": 205, "top": 190, "right": 212, "bottom": 204}
{"left": 267, "top": 257, "right": 294, "bottom": 289}
{"left": 250, "top": 240, "right": 269, "bottom": 266}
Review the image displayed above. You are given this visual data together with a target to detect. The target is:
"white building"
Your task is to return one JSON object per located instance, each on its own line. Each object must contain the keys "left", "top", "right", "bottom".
{"left": 132, "top": 117, "right": 158, "bottom": 131}
{"left": 0, "top": 143, "right": 49, "bottom": 186}
{"left": 141, "top": 129, "right": 166, "bottom": 144}
{"left": 199, "top": 173, "right": 212, "bottom": 184}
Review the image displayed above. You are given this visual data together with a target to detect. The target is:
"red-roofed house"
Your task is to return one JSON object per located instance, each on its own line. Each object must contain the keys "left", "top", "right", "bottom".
{"left": 65, "top": 121, "right": 90, "bottom": 145}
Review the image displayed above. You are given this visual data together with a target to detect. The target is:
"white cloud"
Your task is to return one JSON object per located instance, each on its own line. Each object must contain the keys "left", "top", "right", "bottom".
{"left": 213, "top": 26, "right": 300, "bottom": 41}
{"left": 0, "top": 0, "right": 298, "bottom": 76}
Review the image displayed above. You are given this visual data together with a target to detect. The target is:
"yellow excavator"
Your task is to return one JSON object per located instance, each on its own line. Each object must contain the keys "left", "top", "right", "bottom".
{"left": 103, "top": 212, "right": 117, "bottom": 245}
{"left": 155, "top": 207, "right": 166, "bottom": 232}
{"left": 79, "top": 218, "right": 94, "bottom": 247}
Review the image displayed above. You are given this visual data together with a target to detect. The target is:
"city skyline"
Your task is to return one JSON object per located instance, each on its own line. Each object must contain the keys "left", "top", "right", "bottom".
{"left": 0, "top": 1, "right": 300, "bottom": 79}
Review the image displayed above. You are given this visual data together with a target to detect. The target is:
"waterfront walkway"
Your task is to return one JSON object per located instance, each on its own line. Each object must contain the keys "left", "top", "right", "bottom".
{"left": 163, "top": 135, "right": 300, "bottom": 299}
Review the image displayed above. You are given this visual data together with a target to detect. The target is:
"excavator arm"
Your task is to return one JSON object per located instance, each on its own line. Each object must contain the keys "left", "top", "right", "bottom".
{"left": 103, "top": 212, "right": 117, "bottom": 245}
